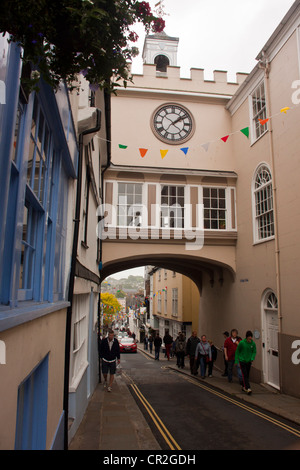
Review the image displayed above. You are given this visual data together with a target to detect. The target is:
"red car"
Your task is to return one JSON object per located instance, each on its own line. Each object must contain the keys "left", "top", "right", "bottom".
{"left": 119, "top": 337, "right": 137, "bottom": 353}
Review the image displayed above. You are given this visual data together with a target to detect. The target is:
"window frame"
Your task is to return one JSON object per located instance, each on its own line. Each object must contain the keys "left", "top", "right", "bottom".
{"left": 117, "top": 182, "right": 143, "bottom": 228}
{"left": 202, "top": 186, "right": 227, "bottom": 230}
{"left": 252, "top": 163, "right": 275, "bottom": 244}
{"left": 1, "top": 89, "right": 70, "bottom": 307}
{"left": 250, "top": 80, "right": 268, "bottom": 144}
{"left": 164, "top": 289, "right": 167, "bottom": 315}
{"left": 105, "top": 180, "right": 236, "bottom": 232}
{"left": 160, "top": 184, "right": 185, "bottom": 229}
{"left": 172, "top": 288, "right": 178, "bottom": 317}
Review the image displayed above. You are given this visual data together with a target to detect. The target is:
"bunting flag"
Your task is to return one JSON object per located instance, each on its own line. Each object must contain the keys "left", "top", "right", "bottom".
{"left": 139, "top": 148, "right": 148, "bottom": 158}
{"left": 259, "top": 118, "right": 269, "bottom": 126}
{"left": 240, "top": 127, "right": 249, "bottom": 138}
{"left": 201, "top": 142, "right": 210, "bottom": 152}
{"left": 95, "top": 101, "right": 297, "bottom": 160}
{"left": 280, "top": 107, "right": 290, "bottom": 114}
{"left": 180, "top": 147, "right": 189, "bottom": 155}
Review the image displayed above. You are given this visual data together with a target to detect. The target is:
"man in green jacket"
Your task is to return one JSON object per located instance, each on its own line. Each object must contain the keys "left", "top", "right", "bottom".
{"left": 235, "top": 330, "right": 257, "bottom": 394}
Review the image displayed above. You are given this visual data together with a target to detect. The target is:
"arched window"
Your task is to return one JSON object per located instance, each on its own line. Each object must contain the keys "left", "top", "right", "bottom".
{"left": 154, "top": 54, "right": 169, "bottom": 73}
{"left": 253, "top": 164, "right": 274, "bottom": 242}
{"left": 265, "top": 291, "right": 278, "bottom": 310}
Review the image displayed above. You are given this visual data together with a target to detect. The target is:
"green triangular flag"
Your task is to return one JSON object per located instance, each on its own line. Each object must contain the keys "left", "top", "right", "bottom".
{"left": 240, "top": 127, "right": 249, "bottom": 138}
{"left": 119, "top": 144, "right": 128, "bottom": 149}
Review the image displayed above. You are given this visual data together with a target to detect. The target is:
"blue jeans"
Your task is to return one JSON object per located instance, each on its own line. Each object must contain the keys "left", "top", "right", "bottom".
{"left": 199, "top": 355, "right": 207, "bottom": 377}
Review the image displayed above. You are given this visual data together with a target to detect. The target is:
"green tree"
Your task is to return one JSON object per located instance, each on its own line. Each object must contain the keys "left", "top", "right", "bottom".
{"left": 0, "top": 0, "right": 165, "bottom": 92}
{"left": 115, "top": 290, "right": 126, "bottom": 298}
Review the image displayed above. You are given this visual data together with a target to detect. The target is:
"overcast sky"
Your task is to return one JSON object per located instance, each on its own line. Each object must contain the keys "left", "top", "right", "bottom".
{"left": 113, "top": 0, "right": 295, "bottom": 279}
{"left": 131, "top": 0, "right": 295, "bottom": 81}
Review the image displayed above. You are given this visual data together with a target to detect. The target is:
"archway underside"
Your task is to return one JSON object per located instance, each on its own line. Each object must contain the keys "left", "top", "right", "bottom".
{"left": 100, "top": 252, "right": 235, "bottom": 293}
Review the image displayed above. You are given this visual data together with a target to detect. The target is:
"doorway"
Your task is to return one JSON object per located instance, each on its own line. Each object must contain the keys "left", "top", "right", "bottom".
{"left": 262, "top": 291, "right": 279, "bottom": 389}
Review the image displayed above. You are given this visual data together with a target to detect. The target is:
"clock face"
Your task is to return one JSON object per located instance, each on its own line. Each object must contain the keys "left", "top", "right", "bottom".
{"left": 152, "top": 103, "right": 195, "bottom": 144}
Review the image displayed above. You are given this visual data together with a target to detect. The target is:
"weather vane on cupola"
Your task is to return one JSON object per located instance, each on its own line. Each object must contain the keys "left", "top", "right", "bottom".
{"left": 154, "top": 0, "right": 169, "bottom": 20}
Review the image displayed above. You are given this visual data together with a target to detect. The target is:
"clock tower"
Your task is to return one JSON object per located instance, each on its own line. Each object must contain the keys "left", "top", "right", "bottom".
{"left": 142, "top": 31, "right": 179, "bottom": 74}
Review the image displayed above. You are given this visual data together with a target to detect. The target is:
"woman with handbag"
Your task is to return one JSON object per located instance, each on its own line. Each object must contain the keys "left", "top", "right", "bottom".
{"left": 195, "top": 335, "right": 212, "bottom": 379}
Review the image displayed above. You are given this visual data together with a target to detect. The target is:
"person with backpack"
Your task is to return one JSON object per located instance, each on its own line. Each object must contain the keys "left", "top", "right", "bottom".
{"left": 186, "top": 330, "right": 200, "bottom": 375}
{"left": 175, "top": 332, "right": 186, "bottom": 368}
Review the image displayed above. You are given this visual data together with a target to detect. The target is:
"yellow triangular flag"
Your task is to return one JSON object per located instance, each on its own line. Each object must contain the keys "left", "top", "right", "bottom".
{"left": 160, "top": 149, "right": 168, "bottom": 159}
{"left": 280, "top": 107, "right": 290, "bottom": 114}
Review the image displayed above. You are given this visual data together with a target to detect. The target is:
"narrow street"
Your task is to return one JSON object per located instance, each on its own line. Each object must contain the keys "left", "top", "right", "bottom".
{"left": 120, "top": 349, "right": 300, "bottom": 450}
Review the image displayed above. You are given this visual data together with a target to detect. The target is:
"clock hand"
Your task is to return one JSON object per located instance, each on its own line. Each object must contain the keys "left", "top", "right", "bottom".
{"left": 172, "top": 115, "right": 185, "bottom": 125}
{"left": 166, "top": 114, "right": 188, "bottom": 130}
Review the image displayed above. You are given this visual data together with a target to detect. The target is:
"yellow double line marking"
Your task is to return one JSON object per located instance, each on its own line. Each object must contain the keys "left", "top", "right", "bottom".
{"left": 130, "top": 383, "right": 181, "bottom": 450}
{"left": 180, "top": 373, "right": 300, "bottom": 439}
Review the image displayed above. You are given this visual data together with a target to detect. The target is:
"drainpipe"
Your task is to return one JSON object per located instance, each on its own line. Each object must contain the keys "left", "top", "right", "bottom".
{"left": 63, "top": 108, "right": 101, "bottom": 450}
{"left": 97, "top": 85, "right": 111, "bottom": 383}
{"left": 259, "top": 53, "right": 282, "bottom": 389}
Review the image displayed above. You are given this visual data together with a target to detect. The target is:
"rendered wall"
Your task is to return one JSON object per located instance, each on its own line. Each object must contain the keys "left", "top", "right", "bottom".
{"left": 0, "top": 308, "right": 67, "bottom": 449}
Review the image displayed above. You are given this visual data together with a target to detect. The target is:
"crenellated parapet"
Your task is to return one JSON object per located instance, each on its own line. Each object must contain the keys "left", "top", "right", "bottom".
{"left": 126, "top": 63, "right": 248, "bottom": 97}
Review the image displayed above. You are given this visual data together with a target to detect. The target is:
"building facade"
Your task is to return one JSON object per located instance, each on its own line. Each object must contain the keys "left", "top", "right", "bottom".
{"left": 148, "top": 267, "right": 200, "bottom": 340}
{"left": 0, "top": 36, "right": 78, "bottom": 449}
{"left": 66, "top": 77, "right": 110, "bottom": 443}
{"left": 101, "top": 2, "right": 300, "bottom": 398}
{"left": 0, "top": 36, "right": 110, "bottom": 448}
{"left": 225, "top": 2, "right": 300, "bottom": 396}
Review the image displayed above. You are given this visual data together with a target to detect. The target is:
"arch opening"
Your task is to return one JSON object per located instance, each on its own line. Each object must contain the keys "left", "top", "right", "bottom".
{"left": 154, "top": 54, "right": 170, "bottom": 72}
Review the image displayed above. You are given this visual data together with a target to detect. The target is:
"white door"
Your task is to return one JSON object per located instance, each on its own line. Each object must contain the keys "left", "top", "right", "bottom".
{"left": 264, "top": 292, "right": 280, "bottom": 389}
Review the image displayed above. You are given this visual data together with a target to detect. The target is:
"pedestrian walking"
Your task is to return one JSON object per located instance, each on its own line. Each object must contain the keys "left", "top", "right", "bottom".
{"left": 208, "top": 340, "right": 217, "bottom": 377}
{"left": 224, "top": 329, "right": 239, "bottom": 383}
{"left": 222, "top": 331, "right": 229, "bottom": 377}
{"left": 235, "top": 330, "right": 257, "bottom": 394}
{"left": 235, "top": 336, "right": 243, "bottom": 385}
{"left": 154, "top": 332, "right": 162, "bottom": 360}
{"left": 171, "top": 338, "right": 176, "bottom": 358}
{"left": 195, "top": 335, "right": 212, "bottom": 378}
{"left": 163, "top": 331, "right": 173, "bottom": 361}
{"left": 186, "top": 330, "right": 200, "bottom": 375}
{"left": 144, "top": 334, "right": 149, "bottom": 350}
{"left": 99, "top": 330, "right": 120, "bottom": 392}
{"left": 175, "top": 332, "right": 186, "bottom": 368}
{"left": 148, "top": 333, "right": 154, "bottom": 354}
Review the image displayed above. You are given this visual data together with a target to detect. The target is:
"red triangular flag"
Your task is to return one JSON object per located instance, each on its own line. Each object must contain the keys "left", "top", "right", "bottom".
{"left": 221, "top": 135, "right": 229, "bottom": 143}
{"left": 259, "top": 118, "right": 269, "bottom": 126}
{"left": 139, "top": 148, "right": 148, "bottom": 158}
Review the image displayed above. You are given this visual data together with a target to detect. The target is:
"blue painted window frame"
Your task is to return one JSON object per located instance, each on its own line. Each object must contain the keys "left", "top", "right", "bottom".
{"left": 15, "top": 354, "right": 49, "bottom": 450}
{"left": 1, "top": 88, "right": 70, "bottom": 306}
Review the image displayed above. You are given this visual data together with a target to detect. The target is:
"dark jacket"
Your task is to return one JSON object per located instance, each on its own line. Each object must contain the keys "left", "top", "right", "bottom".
{"left": 186, "top": 335, "right": 200, "bottom": 356}
{"left": 99, "top": 337, "right": 120, "bottom": 361}
{"left": 154, "top": 335, "right": 162, "bottom": 348}
{"left": 163, "top": 333, "right": 173, "bottom": 345}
